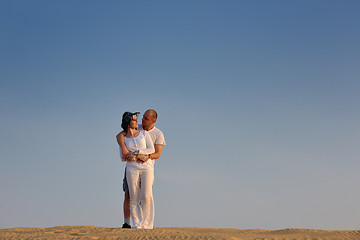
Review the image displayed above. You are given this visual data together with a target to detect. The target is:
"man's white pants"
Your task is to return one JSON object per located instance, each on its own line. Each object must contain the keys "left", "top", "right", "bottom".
{"left": 126, "top": 166, "right": 154, "bottom": 229}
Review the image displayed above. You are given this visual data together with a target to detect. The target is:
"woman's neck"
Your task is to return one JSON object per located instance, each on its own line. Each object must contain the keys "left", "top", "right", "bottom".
{"left": 126, "top": 128, "right": 139, "bottom": 138}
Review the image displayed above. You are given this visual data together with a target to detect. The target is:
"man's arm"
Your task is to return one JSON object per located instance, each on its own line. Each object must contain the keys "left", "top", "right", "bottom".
{"left": 137, "top": 144, "right": 163, "bottom": 162}
{"left": 150, "top": 144, "right": 163, "bottom": 160}
{"left": 116, "top": 131, "right": 129, "bottom": 160}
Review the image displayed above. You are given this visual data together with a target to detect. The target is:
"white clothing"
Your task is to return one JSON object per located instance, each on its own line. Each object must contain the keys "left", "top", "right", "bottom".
{"left": 138, "top": 125, "right": 166, "bottom": 147}
{"left": 123, "top": 129, "right": 156, "bottom": 229}
{"left": 124, "top": 130, "right": 155, "bottom": 170}
{"left": 119, "top": 125, "right": 165, "bottom": 162}
{"left": 121, "top": 125, "right": 166, "bottom": 229}
{"left": 126, "top": 166, "right": 154, "bottom": 229}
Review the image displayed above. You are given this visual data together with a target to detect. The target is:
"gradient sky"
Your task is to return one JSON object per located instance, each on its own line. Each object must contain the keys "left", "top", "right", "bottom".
{"left": 1, "top": 0, "right": 359, "bottom": 230}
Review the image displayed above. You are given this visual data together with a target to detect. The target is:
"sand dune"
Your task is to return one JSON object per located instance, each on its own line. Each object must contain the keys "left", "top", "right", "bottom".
{"left": 1, "top": 226, "right": 359, "bottom": 240}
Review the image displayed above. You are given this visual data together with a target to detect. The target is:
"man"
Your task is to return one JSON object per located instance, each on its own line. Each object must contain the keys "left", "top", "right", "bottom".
{"left": 116, "top": 109, "right": 166, "bottom": 228}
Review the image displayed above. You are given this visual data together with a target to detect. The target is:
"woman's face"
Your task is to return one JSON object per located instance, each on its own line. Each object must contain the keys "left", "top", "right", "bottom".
{"left": 128, "top": 115, "right": 138, "bottom": 129}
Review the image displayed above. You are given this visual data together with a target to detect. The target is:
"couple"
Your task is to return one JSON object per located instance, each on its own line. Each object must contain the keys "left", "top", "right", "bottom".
{"left": 116, "top": 109, "right": 166, "bottom": 229}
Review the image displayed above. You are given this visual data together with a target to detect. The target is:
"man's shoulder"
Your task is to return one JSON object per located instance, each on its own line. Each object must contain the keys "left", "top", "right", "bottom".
{"left": 116, "top": 131, "right": 126, "bottom": 138}
{"left": 151, "top": 126, "right": 164, "bottom": 135}
{"left": 151, "top": 126, "right": 166, "bottom": 146}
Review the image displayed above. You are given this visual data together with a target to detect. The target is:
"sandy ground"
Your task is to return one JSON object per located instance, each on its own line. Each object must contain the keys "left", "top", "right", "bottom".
{"left": 1, "top": 226, "right": 359, "bottom": 240}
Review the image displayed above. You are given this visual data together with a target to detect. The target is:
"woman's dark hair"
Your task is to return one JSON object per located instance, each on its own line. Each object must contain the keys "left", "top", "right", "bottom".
{"left": 121, "top": 112, "right": 140, "bottom": 132}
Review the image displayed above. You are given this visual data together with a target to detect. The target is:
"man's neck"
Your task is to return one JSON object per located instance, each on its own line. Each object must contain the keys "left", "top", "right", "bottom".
{"left": 142, "top": 125, "right": 155, "bottom": 131}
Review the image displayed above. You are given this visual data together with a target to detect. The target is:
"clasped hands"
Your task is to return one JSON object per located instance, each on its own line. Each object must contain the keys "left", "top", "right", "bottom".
{"left": 125, "top": 153, "right": 149, "bottom": 164}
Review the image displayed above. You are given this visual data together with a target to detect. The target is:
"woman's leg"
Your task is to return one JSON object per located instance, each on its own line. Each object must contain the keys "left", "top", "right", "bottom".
{"left": 126, "top": 166, "right": 141, "bottom": 228}
{"left": 139, "top": 168, "right": 155, "bottom": 229}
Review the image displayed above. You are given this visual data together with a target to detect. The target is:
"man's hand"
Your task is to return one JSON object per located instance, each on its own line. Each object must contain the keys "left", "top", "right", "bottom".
{"left": 136, "top": 154, "right": 149, "bottom": 164}
{"left": 125, "top": 153, "right": 136, "bottom": 162}
{"left": 122, "top": 149, "right": 130, "bottom": 160}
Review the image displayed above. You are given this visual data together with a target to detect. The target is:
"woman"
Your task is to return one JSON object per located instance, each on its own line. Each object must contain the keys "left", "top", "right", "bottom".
{"left": 119, "top": 112, "right": 155, "bottom": 229}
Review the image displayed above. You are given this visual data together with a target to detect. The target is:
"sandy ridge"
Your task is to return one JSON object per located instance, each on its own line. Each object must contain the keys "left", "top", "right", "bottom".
{"left": 1, "top": 226, "right": 359, "bottom": 240}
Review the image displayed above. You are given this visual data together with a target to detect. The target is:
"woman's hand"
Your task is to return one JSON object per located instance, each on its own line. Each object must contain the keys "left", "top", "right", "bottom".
{"left": 125, "top": 153, "right": 136, "bottom": 162}
{"left": 136, "top": 154, "right": 149, "bottom": 164}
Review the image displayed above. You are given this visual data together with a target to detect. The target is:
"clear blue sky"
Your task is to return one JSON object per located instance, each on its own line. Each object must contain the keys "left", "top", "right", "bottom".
{"left": 1, "top": 0, "right": 359, "bottom": 230}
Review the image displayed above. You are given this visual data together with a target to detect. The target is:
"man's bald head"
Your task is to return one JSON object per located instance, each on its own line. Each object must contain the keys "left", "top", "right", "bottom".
{"left": 145, "top": 109, "right": 158, "bottom": 121}
{"left": 142, "top": 109, "right": 158, "bottom": 130}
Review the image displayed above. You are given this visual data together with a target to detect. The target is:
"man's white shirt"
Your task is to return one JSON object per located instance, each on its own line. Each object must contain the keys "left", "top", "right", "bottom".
{"left": 138, "top": 124, "right": 166, "bottom": 147}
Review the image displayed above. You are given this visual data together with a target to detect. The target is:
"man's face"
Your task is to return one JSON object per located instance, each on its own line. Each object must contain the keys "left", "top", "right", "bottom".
{"left": 142, "top": 112, "right": 154, "bottom": 127}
